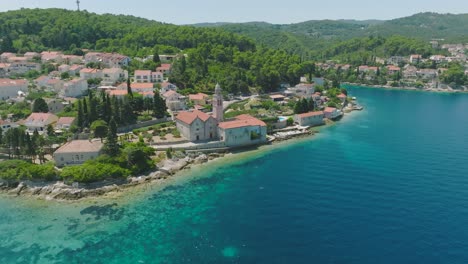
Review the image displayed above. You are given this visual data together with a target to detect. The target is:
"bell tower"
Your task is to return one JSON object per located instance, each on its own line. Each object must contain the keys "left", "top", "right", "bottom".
{"left": 213, "top": 83, "right": 224, "bottom": 122}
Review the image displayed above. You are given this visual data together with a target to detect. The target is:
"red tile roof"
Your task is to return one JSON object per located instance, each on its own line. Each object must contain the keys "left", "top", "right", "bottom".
{"left": 176, "top": 110, "right": 212, "bottom": 125}
{"left": 297, "top": 111, "right": 324, "bottom": 118}
{"left": 131, "top": 82, "right": 154, "bottom": 90}
{"left": 218, "top": 115, "right": 266, "bottom": 130}
{"left": 56, "top": 117, "right": 75, "bottom": 125}
{"left": 324, "top": 107, "right": 337, "bottom": 113}
{"left": 189, "top": 93, "right": 208, "bottom": 101}
{"left": 337, "top": 93, "right": 347, "bottom": 98}
{"left": 54, "top": 140, "right": 103, "bottom": 154}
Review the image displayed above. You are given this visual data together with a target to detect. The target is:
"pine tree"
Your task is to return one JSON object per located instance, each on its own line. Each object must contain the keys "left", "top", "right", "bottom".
{"left": 77, "top": 100, "right": 84, "bottom": 130}
{"left": 104, "top": 117, "right": 120, "bottom": 156}
{"left": 127, "top": 78, "right": 133, "bottom": 98}
{"left": 153, "top": 91, "right": 167, "bottom": 119}
{"left": 153, "top": 50, "right": 161, "bottom": 66}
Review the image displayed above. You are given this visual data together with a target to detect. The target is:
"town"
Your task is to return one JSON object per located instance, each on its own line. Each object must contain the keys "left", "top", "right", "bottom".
{"left": 0, "top": 39, "right": 467, "bottom": 189}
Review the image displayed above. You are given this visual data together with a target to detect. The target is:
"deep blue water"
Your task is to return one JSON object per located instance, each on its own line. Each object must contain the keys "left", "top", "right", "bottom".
{"left": 1, "top": 86, "right": 468, "bottom": 263}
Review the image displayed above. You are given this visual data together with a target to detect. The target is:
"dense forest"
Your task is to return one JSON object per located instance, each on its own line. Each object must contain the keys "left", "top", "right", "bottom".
{"left": 0, "top": 8, "right": 310, "bottom": 93}
{"left": 197, "top": 12, "right": 468, "bottom": 60}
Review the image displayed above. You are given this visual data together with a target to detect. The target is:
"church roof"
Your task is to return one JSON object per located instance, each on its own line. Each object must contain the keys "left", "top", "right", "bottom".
{"left": 175, "top": 110, "right": 212, "bottom": 125}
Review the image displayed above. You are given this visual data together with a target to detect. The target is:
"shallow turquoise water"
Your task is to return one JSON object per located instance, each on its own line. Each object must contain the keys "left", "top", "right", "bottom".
{"left": 2, "top": 86, "right": 468, "bottom": 263}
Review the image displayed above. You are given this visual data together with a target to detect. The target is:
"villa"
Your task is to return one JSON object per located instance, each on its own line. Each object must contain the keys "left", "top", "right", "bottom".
{"left": 218, "top": 115, "right": 267, "bottom": 147}
{"left": 294, "top": 111, "right": 325, "bottom": 127}
{"left": 53, "top": 140, "right": 103, "bottom": 167}
{"left": 24, "top": 113, "right": 59, "bottom": 133}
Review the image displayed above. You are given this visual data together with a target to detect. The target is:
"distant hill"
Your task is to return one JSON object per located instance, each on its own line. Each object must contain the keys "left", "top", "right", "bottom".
{"left": 194, "top": 12, "right": 468, "bottom": 59}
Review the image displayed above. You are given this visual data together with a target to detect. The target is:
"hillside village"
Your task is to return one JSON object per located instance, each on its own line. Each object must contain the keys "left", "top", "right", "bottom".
{"left": 316, "top": 42, "right": 468, "bottom": 91}
{"left": 0, "top": 47, "right": 359, "bottom": 185}
{"left": 0, "top": 38, "right": 466, "bottom": 184}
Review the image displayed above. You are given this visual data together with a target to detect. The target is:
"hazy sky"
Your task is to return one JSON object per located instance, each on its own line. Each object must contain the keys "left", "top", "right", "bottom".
{"left": 1, "top": 0, "right": 467, "bottom": 24}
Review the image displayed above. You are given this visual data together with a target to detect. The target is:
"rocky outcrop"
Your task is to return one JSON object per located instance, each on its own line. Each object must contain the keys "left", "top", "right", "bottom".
{"left": 0, "top": 152, "right": 223, "bottom": 201}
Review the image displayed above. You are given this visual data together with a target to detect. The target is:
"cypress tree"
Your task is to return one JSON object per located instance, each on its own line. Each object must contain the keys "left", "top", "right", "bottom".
{"left": 104, "top": 117, "right": 120, "bottom": 156}
{"left": 127, "top": 78, "right": 133, "bottom": 98}
{"left": 77, "top": 100, "right": 84, "bottom": 130}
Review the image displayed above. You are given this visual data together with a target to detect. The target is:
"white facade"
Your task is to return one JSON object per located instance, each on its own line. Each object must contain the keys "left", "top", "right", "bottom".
{"left": 175, "top": 111, "right": 218, "bottom": 141}
{"left": 61, "top": 78, "right": 88, "bottom": 97}
{"left": 135, "top": 70, "right": 163, "bottom": 83}
{"left": 218, "top": 115, "right": 267, "bottom": 148}
{"left": 102, "top": 68, "right": 128, "bottom": 86}
{"left": 80, "top": 68, "right": 103, "bottom": 80}
{"left": 24, "top": 113, "right": 59, "bottom": 133}
{"left": 294, "top": 111, "right": 325, "bottom": 127}
{"left": 0, "top": 79, "right": 28, "bottom": 100}
{"left": 53, "top": 140, "right": 103, "bottom": 167}
{"left": 8, "top": 62, "right": 41, "bottom": 75}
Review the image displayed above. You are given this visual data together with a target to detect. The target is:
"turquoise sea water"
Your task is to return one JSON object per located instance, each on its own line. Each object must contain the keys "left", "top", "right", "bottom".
{"left": 2, "top": 86, "right": 468, "bottom": 263}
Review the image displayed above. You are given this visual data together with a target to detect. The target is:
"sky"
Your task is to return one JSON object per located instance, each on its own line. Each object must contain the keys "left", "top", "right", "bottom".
{"left": 1, "top": 0, "right": 467, "bottom": 25}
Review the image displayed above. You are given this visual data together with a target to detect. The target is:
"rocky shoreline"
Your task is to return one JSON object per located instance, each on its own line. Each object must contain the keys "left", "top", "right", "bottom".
{"left": 0, "top": 152, "right": 225, "bottom": 201}
{"left": 343, "top": 82, "right": 468, "bottom": 93}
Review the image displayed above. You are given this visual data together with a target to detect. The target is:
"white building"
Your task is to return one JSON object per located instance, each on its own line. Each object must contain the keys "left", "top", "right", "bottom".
{"left": 102, "top": 68, "right": 128, "bottom": 86}
{"left": 175, "top": 110, "right": 219, "bottom": 141}
{"left": 162, "top": 90, "right": 186, "bottom": 111}
{"left": 8, "top": 62, "right": 41, "bottom": 75}
{"left": 134, "top": 70, "right": 163, "bottom": 83}
{"left": 53, "top": 140, "right": 103, "bottom": 167}
{"left": 218, "top": 114, "right": 267, "bottom": 147}
{"left": 80, "top": 68, "right": 103, "bottom": 80}
{"left": 294, "top": 111, "right": 325, "bottom": 127}
{"left": 84, "top": 52, "right": 131, "bottom": 68}
{"left": 61, "top": 78, "right": 88, "bottom": 97}
{"left": 160, "top": 82, "right": 177, "bottom": 94}
{"left": 0, "top": 79, "right": 28, "bottom": 100}
{"left": 24, "top": 113, "right": 59, "bottom": 133}
{"left": 285, "top": 83, "right": 315, "bottom": 98}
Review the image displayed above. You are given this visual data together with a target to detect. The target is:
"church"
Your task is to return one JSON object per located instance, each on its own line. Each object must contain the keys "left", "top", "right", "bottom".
{"left": 175, "top": 83, "right": 224, "bottom": 141}
{"left": 175, "top": 84, "right": 267, "bottom": 147}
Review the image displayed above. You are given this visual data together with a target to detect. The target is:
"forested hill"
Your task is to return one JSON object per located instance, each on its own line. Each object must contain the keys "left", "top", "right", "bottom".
{"left": 195, "top": 12, "right": 468, "bottom": 59}
{"left": 0, "top": 8, "right": 309, "bottom": 94}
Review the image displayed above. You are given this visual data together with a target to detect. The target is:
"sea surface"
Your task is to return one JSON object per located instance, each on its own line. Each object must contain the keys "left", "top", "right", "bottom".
{"left": 2, "top": 86, "right": 468, "bottom": 263}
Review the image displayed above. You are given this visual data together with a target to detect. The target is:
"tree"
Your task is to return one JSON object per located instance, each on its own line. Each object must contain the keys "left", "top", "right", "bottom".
{"left": 90, "top": 120, "right": 109, "bottom": 142}
{"left": 153, "top": 91, "right": 167, "bottom": 119}
{"left": 127, "top": 78, "right": 133, "bottom": 98}
{"left": 103, "top": 117, "right": 119, "bottom": 156}
{"left": 286, "top": 117, "right": 294, "bottom": 126}
{"left": 77, "top": 100, "right": 84, "bottom": 130}
{"left": 60, "top": 72, "right": 70, "bottom": 80}
{"left": 32, "top": 98, "right": 49, "bottom": 113}
{"left": 46, "top": 124, "right": 55, "bottom": 137}
{"left": 153, "top": 50, "right": 161, "bottom": 65}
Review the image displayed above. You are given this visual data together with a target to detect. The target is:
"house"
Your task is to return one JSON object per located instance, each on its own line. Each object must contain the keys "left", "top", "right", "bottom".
{"left": 61, "top": 78, "right": 88, "bottom": 97}
{"left": 53, "top": 140, "right": 103, "bottom": 167}
{"left": 162, "top": 90, "right": 186, "bottom": 111}
{"left": 294, "top": 111, "right": 325, "bottom": 127}
{"left": 134, "top": 70, "right": 163, "bottom": 83}
{"left": 58, "top": 64, "right": 70, "bottom": 73}
{"left": 79, "top": 68, "right": 103, "bottom": 80}
{"left": 409, "top": 54, "right": 422, "bottom": 64}
{"left": 41, "top": 51, "right": 63, "bottom": 63}
{"left": 8, "top": 62, "right": 41, "bottom": 75}
{"left": 189, "top": 93, "right": 209, "bottom": 106}
{"left": 24, "top": 113, "right": 59, "bottom": 133}
{"left": 0, "top": 79, "right": 28, "bottom": 100}
{"left": 175, "top": 110, "right": 218, "bottom": 141}
{"left": 0, "top": 52, "right": 15, "bottom": 62}
{"left": 285, "top": 83, "right": 315, "bottom": 98}
{"left": 55, "top": 117, "right": 75, "bottom": 131}
{"left": 218, "top": 114, "right": 267, "bottom": 147}
{"left": 62, "top": 55, "right": 83, "bottom": 65}
{"left": 24, "top": 52, "right": 40, "bottom": 60}
{"left": 386, "top": 66, "right": 401, "bottom": 75}
{"left": 324, "top": 107, "right": 342, "bottom": 120}
{"left": 417, "top": 69, "right": 438, "bottom": 80}
{"left": 0, "top": 119, "right": 19, "bottom": 134}
{"left": 84, "top": 52, "right": 131, "bottom": 68}
{"left": 387, "top": 56, "right": 406, "bottom": 66}
{"left": 68, "top": 64, "right": 84, "bottom": 76}
{"left": 45, "top": 79, "right": 64, "bottom": 92}
{"left": 131, "top": 82, "right": 154, "bottom": 93}
{"left": 430, "top": 55, "right": 447, "bottom": 63}
{"left": 337, "top": 93, "right": 347, "bottom": 102}
{"left": 160, "top": 81, "right": 177, "bottom": 94}
{"left": 359, "top": 66, "right": 378, "bottom": 74}
{"left": 46, "top": 98, "right": 66, "bottom": 113}
{"left": 107, "top": 90, "right": 128, "bottom": 98}
{"left": 102, "top": 68, "right": 128, "bottom": 86}
{"left": 403, "top": 65, "right": 418, "bottom": 79}
{"left": 156, "top": 64, "right": 172, "bottom": 75}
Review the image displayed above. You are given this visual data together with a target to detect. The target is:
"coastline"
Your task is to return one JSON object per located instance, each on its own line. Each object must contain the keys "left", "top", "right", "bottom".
{"left": 0, "top": 110, "right": 361, "bottom": 203}
{"left": 342, "top": 82, "right": 468, "bottom": 93}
